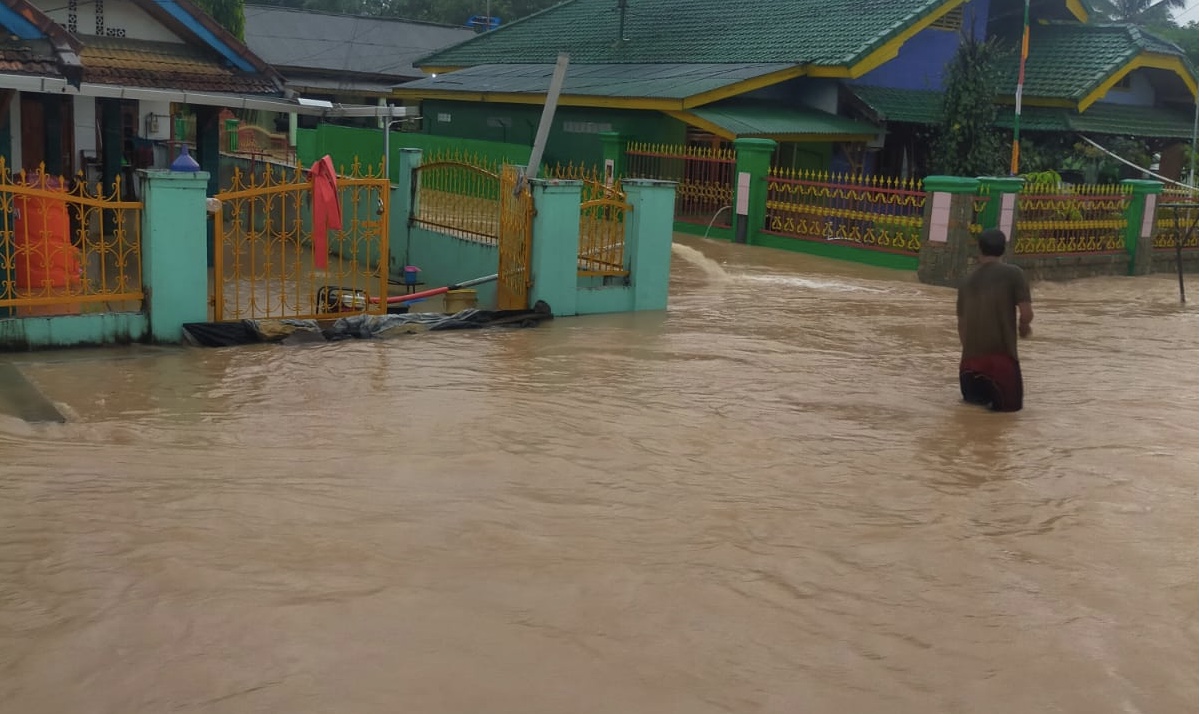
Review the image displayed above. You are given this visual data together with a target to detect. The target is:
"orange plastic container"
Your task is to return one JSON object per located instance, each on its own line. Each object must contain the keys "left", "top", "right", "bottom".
{"left": 12, "top": 176, "right": 83, "bottom": 315}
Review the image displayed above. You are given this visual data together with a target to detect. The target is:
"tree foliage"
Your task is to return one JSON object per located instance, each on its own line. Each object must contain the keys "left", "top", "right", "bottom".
{"left": 253, "top": 0, "right": 563, "bottom": 25}
{"left": 195, "top": 0, "right": 246, "bottom": 38}
{"left": 1089, "top": 0, "right": 1186, "bottom": 25}
{"left": 931, "top": 35, "right": 1007, "bottom": 177}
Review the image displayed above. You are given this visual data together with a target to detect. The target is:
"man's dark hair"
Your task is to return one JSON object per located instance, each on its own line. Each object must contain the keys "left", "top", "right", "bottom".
{"left": 977, "top": 228, "right": 1007, "bottom": 257}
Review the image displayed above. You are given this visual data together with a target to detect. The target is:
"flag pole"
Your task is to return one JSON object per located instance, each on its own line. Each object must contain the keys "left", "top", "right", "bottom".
{"left": 1010, "top": 0, "right": 1031, "bottom": 176}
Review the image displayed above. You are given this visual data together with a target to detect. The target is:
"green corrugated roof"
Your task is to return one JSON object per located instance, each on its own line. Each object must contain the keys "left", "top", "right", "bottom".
{"left": 1067, "top": 102, "right": 1198, "bottom": 138}
{"left": 996, "top": 22, "right": 1189, "bottom": 100}
{"left": 687, "top": 102, "right": 880, "bottom": 138}
{"left": 395, "top": 62, "right": 794, "bottom": 100}
{"left": 846, "top": 85, "right": 943, "bottom": 124}
{"left": 420, "top": 0, "right": 954, "bottom": 68}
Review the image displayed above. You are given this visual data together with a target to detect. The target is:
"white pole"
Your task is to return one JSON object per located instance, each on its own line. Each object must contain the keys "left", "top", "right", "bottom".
{"left": 518, "top": 52, "right": 569, "bottom": 193}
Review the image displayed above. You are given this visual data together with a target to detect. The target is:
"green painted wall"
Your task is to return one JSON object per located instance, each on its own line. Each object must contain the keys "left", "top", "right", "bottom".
{"left": 0, "top": 313, "right": 148, "bottom": 351}
{"left": 420, "top": 101, "right": 687, "bottom": 168}
{"left": 405, "top": 226, "right": 499, "bottom": 308}
{"left": 296, "top": 124, "right": 535, "bottom": 182}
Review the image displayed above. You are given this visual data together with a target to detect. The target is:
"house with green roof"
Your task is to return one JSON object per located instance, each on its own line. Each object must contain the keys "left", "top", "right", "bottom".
{"left": 392, "top": 0, "right": 1197, "bottom": 177}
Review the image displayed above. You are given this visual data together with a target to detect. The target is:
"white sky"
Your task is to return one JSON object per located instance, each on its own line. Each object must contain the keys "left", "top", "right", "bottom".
{"left": 1178, "top": 1, "right": 1199, "bottom": 24}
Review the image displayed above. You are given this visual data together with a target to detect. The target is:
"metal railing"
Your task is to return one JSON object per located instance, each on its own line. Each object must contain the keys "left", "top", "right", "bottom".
{"left": 212, "top": 158, "right": 390, "bottom": 321}
{"left": 625, "top": 142, "right": 733, "bottom": 226}
{"left": 0, "top": 160, "right": 143, "bottom": 316}
{"left": 764, "top": 168, "right": 926, "bottom": 254}
{"left": 545, "top": 163, "right": 631, "bottom": 276}
{"left": 1014, "top": 183, "right": 1130, "bottom": 255}
{"left": 411, "top": 150, "right": 501, "bottom": 243}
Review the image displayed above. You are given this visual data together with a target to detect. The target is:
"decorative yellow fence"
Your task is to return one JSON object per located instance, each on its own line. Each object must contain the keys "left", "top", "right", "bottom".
{"left": 497, "top": 165, "right": 533, "bottom": 310}
{"left": 1155, "top": 190, "right": 1199, "bottom": 252}
{"left": 212, "top": 159, "right": 390, "bottom": 321}
{"left": 547, "top": 163, "right": 631, "bottom": 277}
{"left": 411, "top": 151, "right": 501, "bottom": 243}
{"left": 625, "top": 142, "right": 733, "bottom": 226}
{"left": 1013, "top": 184, "right": 1129, "bottom": 255}
{"left": 764, "top": 168, "right": 926, "bottom": 254}
{"left": 0, "top": 160, "right": 143, "bottom": 317}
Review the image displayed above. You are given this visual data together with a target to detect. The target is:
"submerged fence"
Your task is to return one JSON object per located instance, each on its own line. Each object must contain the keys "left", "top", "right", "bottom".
{"left": 547, "top": 163, "right": 631, "bottom": 276}
{"left": 763, "top": 168, "right": 926, "bottom": 255}
{"left": 0, "top": 160, "right": 144, "bottom": 317}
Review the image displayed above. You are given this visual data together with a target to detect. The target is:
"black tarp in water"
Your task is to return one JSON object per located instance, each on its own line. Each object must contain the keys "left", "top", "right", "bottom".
{"left": 182, "top": 302, "right": 553, "bottom": 348}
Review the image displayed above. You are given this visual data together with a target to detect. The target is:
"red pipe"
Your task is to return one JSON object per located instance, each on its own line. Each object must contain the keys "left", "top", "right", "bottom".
{"left": 368, "top": 285, "right": 451, "bottom": 305}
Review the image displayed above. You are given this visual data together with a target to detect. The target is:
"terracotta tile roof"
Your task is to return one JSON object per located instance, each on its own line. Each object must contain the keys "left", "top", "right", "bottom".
{"left": 0, "top": 40, "right": 62, "bottom": 76}
{"left": 80, "top": 35, "right": 279, "bottom": 94}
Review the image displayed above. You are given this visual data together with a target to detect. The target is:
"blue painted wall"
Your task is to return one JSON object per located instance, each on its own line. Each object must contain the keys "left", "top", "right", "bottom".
{"left": 1095, "top": 70, "right": 1156, "bottom": 107}
{"left": 852, "top": 0, "right": 990, "bottom": 92}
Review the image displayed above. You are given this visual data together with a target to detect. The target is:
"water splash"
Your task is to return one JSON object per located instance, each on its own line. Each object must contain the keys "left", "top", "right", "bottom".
{"left": 737, "top": 273, "right": 890, "bottom": 294}
{"left": 671, "top": 242, "right": 730, "bottom": 282}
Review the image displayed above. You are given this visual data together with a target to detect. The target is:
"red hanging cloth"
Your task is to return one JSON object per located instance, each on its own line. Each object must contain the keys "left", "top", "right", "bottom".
{"left": 309, "top": 155, "right": 342, "bottom": 270}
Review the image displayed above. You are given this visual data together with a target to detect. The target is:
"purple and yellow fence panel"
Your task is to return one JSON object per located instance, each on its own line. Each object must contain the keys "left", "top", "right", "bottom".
{"left": 624, "top": 142, "right": 734, "bottom": 226}
{"left": 763, "top": 168, "right": 926, "bottom": 254}
{"left": 411, "top": 149, "right": 501, "bottom": 244}
{"left": 212, "top": 158, "right": 390, "bottom": 321}
{"left": 0, "top": 159, "right": 143, "bottom": 317}
{"left": 1014, "top": 183, "right": 1130, "bottom": 256}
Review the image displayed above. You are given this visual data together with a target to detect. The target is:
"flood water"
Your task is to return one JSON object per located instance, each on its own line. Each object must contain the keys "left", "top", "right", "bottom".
{"left": 1, "top": 236, "right": 1196, "bottom": 714}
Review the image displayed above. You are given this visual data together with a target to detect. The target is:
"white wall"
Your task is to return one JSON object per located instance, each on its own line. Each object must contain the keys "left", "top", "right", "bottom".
{"left": 40, "top": 0, "right": 183, "bottom": 43}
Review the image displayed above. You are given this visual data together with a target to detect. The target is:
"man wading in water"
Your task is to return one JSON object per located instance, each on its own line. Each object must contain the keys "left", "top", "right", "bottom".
{"left": 956, "top": 228, "right": 1034, "bottom": 412}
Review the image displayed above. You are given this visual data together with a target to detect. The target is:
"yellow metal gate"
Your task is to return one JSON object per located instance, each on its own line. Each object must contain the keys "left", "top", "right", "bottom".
{"left": 212, "top": 161, "right": 390, "bottom": 321}
{"left": 497, "top": 165, "right": 533, "bottom": 310}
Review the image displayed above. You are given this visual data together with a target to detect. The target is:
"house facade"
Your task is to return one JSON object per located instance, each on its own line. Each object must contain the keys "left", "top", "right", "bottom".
{"left": 392, "top": 0, "right": 1197, "bottom": 178}
{"left": 0, "top": 0, "right": 287, "bottom": 196}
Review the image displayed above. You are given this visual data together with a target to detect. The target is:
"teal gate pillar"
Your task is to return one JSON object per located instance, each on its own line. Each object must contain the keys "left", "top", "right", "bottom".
{"left": 391, "top": 147, "right": 423, "bottom": 276}
{"left": 1120, "top": 179, "right": 1164, "bottom": 276}
{"left": 140, "top": 169, "right": 211, "bottom": 343}
{"left": 528, "top": 179, "right": 583, "bottom": 316}
{"left": 916, "top": 176, "right": 982, "bottom": 287}
{"left": 976, "top": 176, "right": 1024, "bottom": 240}
{"left": 731, "top": 138, "right": 776, "bottom": 245}
{"left": 623, "top": 178, "right": 677, "bottom": 311}
{"left": 598, "top": 131, "right": 628, "bottom": 188}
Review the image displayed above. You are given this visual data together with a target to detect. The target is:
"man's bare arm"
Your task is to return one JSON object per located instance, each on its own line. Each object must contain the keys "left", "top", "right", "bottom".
{"left": 1018, "top": 301, "right": 1033, "bottom": 338}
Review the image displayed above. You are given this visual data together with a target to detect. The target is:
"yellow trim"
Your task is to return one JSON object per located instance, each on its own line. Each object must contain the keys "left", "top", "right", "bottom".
{"left": 418, "top": 66, "right": 464, "bottom": 75}
{"left": 772, "top": 133, "right": 876, "bottom": 143}
{"left": 1079, "top": 53, "right": 1198, "bottom": 112}
{"left": 663, "top": 110, "right": 735, "bottom": 140}
{"left": 841, "top": 0, "right": 967, "bottom": 79}
{"left": 1065, "top": 0, "right": 1088, "bottom": 22}
{"left": 681, "top": 65, "right": 808, "bottom": 108}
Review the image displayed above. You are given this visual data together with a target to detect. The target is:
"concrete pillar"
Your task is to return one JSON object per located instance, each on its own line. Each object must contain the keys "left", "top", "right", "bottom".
{"left": 389, "top": 147, "right": 422, "bottom": 276}
{"left": 1120, "top": 179, "right": 1164, "bottom": 276}
{"left": 976, "top": 176, "right": 1024, "bottom": 240}
{"left": 598, "top": 131, "right": 628, "bottom": 188}
{"left": 916, "top": 176, "right": 982, "bottom": 287}
{"left": 528, "top": 179, "right": 582, "bottom": 316}
{"left": 731, "top": 138, "right": 776, "bottom": 245}
{"left": 623, "top": 178, "right": 676, "bottom": 311}
{"left": 139, "top": 169, "right": 210, "bottom": 343}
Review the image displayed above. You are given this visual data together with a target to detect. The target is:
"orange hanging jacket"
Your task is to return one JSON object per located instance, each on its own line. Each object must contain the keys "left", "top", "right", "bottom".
{"left": 310, "top": 155, "right": 341, "bottom": 270}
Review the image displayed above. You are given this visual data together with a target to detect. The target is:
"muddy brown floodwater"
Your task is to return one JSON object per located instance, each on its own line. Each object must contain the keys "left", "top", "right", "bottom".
{"left": 1, "top": 236, "right": 1196, "bottom": 714}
